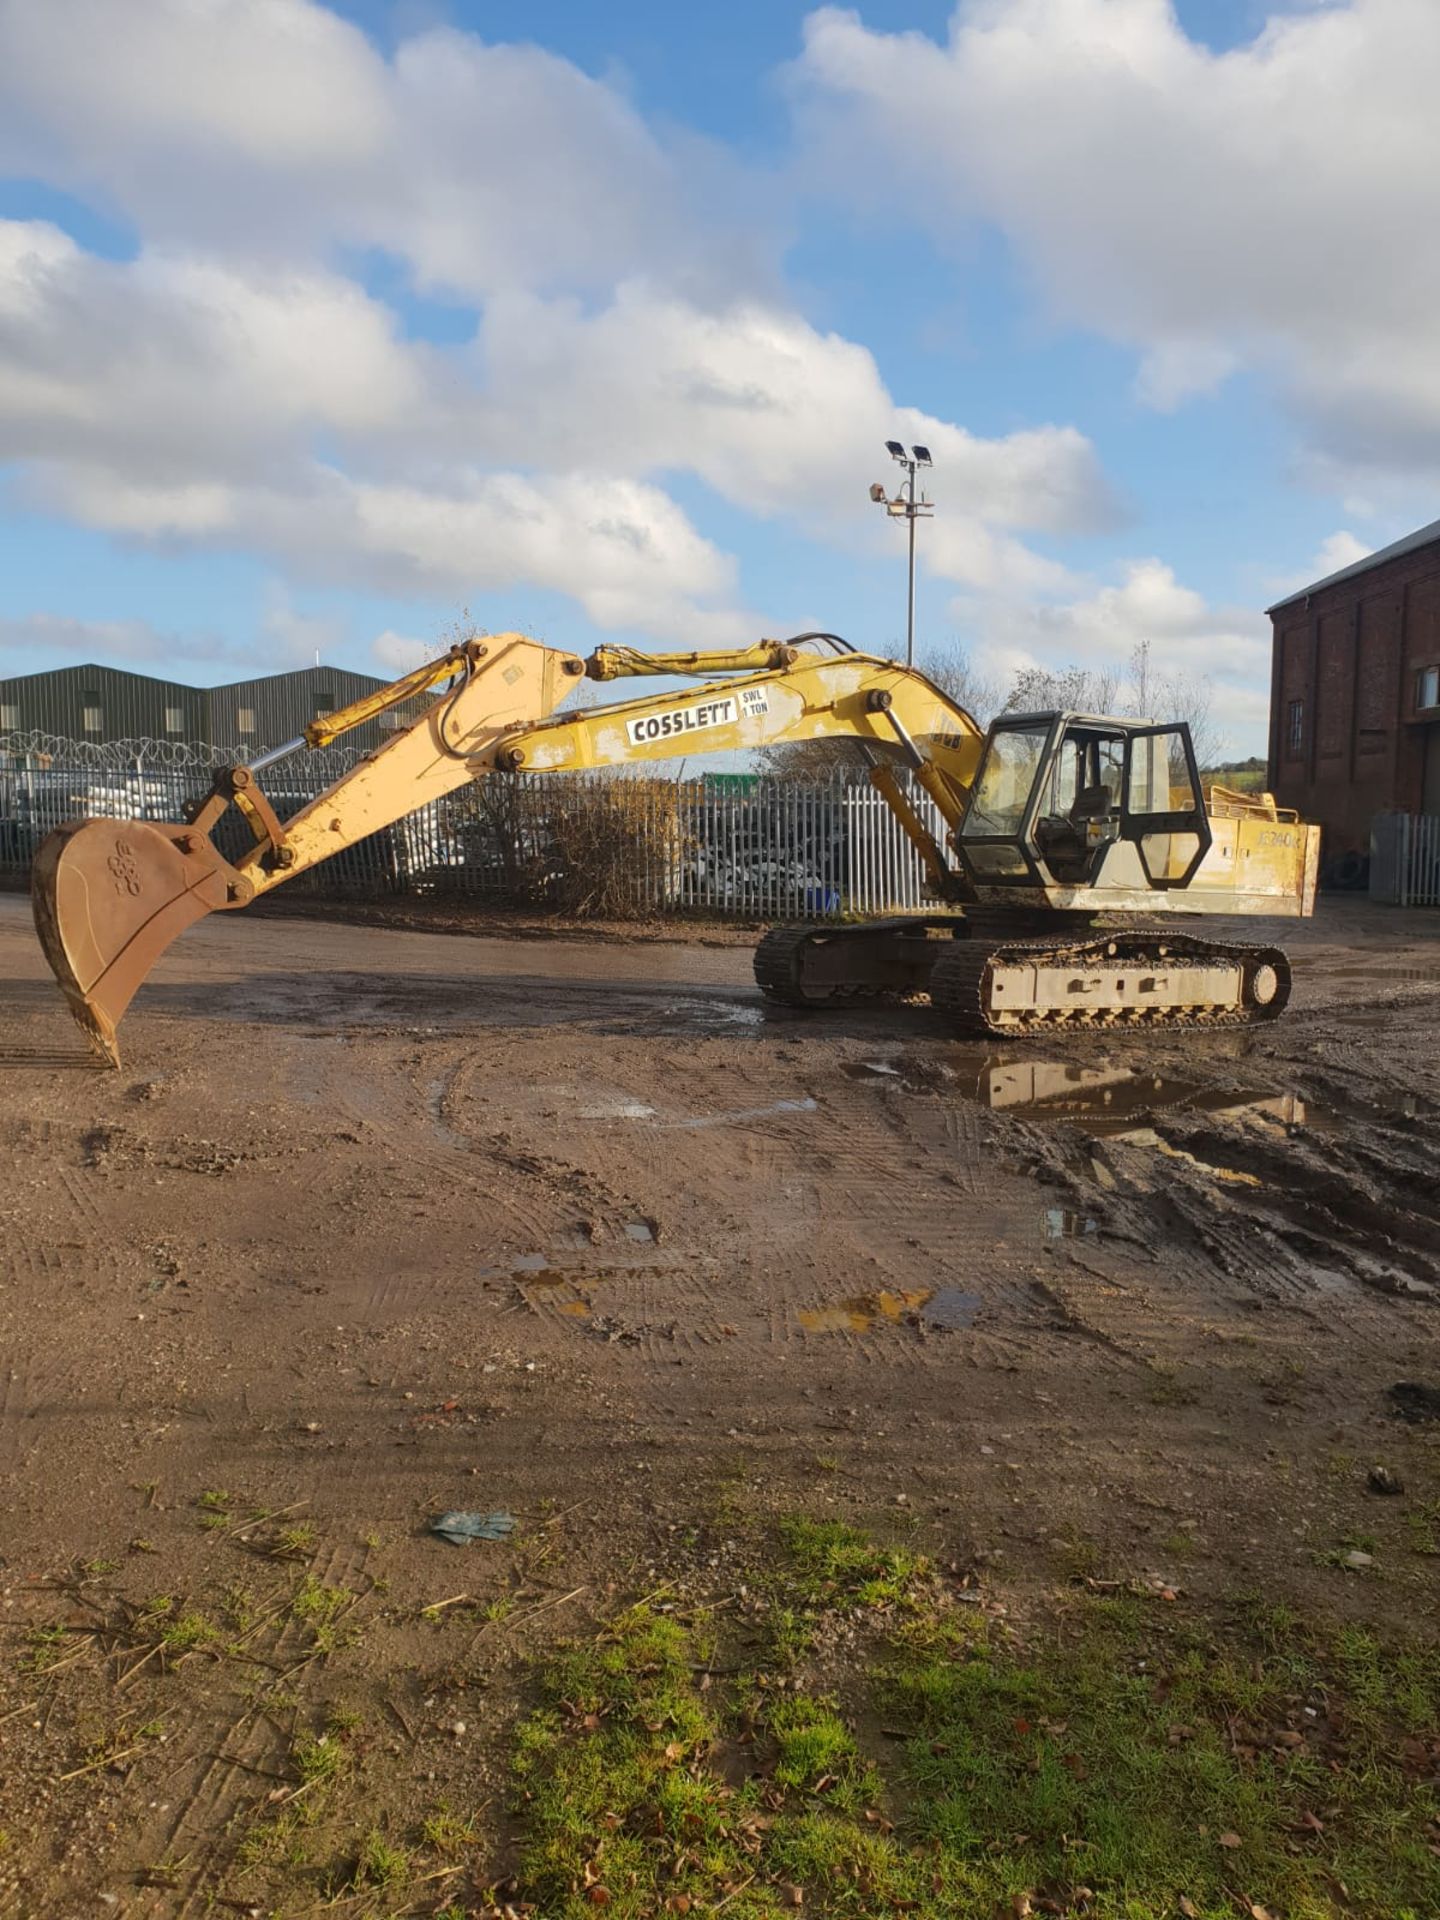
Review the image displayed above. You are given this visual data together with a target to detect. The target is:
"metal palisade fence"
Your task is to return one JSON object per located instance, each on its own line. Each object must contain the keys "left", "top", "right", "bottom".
{"left": 1370, "top": 811, "right": 1440, "bottom": 908}
{"left": 0, "top": 733, "right": 949, "bottom": 919}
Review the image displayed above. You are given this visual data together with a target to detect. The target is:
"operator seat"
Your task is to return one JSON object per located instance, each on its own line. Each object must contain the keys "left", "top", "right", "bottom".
{"left": 1033, "top": 782, "right": 1113, "bottom": 880}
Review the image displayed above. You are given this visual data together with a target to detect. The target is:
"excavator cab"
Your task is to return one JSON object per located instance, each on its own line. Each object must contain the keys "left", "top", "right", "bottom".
{"left": 955, "top": 713, "right": 1211, "bottom": 899}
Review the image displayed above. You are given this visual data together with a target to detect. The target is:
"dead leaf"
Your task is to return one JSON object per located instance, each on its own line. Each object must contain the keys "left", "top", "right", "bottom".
{"left": 1060, "top": 1752, "right": 1088, "bottom": 1781}
{"left": 1178, "top": 1898, "right": 1198, "bottom": 1919}
{"left": 1218, "top": 1831, "right": 1243, "bottom": 1850}
{"left": 663, "top": 1741, "right": 684, "bottom": 1763}
{"left": 785, "top": 1886, "right": 804, "bottom": 1907}
{"left": 586, "top": 1889, "right": 611, "bottom": 1907}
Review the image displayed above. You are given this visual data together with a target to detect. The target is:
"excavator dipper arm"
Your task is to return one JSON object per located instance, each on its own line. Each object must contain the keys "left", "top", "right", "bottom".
{"left": 32, "top": 634, "right": 586, "bottom": 1065}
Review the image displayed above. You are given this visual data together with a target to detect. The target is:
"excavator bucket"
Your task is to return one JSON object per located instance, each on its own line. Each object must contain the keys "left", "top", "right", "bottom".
{"left": 32, "top": 818, "right": 238, "bottom": 1069}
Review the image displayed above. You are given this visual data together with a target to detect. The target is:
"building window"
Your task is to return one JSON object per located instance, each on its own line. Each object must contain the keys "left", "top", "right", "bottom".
{"left": 0, "top": 703, "right": 18, "bottom": 729}
{"left": 237, "top": 707, "right": 256, "bottom": 735}
{"left": 1287, "top": 698, "right": 1304, "bottom": 753}
{"left": 1418, "top": 666, "right": 1440, "bottom": 711}
{"left": 164, "top": 706, "right": 184, "bottom": 734}
{"left": 82, "top": 694, "right": 102, "bottom": 733}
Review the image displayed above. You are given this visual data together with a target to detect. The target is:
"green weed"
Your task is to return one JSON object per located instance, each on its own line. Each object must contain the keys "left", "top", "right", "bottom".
{"left": 505, "top": 1518, "right": 1440, "bottom": 1919}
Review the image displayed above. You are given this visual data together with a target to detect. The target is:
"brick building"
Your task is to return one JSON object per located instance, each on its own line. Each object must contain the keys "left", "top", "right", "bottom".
{"left": 1267, "top": 516, "right": 1440, "bottom": 862}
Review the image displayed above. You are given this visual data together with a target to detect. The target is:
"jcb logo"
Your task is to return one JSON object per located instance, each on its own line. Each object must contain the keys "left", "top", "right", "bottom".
{"left": 108, "top": 838, "right": 141, "bottom": 897}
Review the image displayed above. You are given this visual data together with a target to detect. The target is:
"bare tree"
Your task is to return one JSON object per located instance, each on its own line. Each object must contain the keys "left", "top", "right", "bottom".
{"left": 1002, "top": 662, "right": 1122, "bottom": 716}
{"left": 999, "top": 641, "right": 1227, "bottom": 771}
{"left": 917, "top": 641, "right": 1002, "bottom": 725}
{"left": 1128, "top": 639, "right": 1227, "bottom": 768}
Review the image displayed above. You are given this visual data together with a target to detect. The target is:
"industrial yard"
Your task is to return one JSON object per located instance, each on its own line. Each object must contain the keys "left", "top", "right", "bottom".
{"left": 2, "top": 893, "right": 1437, "bottom": 1917}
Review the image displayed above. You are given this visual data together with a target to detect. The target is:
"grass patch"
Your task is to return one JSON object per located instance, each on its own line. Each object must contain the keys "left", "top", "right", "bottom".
{"left": 351, "top": 1826, "right": 410, "bottom": 1890}
{"left": 506, "top": 1521, "right": 1440, "bottom": 1919}
{"left": 289, "top": 1574, "right": 358, "bottom": 1653}
{"left": 196, "top": 1489, "right": 232, "bottom": 1532}
{"left": 774, "top": 1517, "right": 924, "bottom": 1613}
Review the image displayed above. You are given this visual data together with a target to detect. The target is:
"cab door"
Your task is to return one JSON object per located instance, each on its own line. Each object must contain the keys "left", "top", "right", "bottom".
{"left": 1123, "top": 725, "right": 1212, "bottom": 888}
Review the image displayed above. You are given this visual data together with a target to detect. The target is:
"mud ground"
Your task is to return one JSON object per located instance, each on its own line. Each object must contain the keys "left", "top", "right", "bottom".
{"left": 1, "top": 893, "right": 1438, "bottom": 1914}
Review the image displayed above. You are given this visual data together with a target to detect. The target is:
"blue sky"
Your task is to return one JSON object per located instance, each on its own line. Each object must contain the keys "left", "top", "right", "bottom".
{"left": 2, "top": 1, "right": 1438, "bottom": 755}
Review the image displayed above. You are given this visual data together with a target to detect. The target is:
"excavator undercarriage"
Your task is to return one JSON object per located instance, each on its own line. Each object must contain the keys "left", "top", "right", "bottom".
{"left": 753, "top": 919, "right": 1292, "bottom": 1032}
{"left": 27, "top": 631, "right": 1319, "bottom": 1066}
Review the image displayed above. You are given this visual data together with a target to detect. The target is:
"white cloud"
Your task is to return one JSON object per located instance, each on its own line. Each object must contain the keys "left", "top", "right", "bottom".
{"left": 0, "top": 609, "right": 245, "bottom": 677}
{"left": 371, "top": 629, "right": 433, "bottom": 674}
{"left": 0, "top": 213, "right": 1108, "bottom": 635}
{"left": 0, "top": 0, "right": 742, "bottom": 300}
{"left": 959, "top": 558, "right": 1272, "bottom": 750}
{"left": 1261, "top": 527, "right": 1373, "bottom": 602}
{"left": 475, "top": 286, "right": 1115, "bottom": 575}
{"left": 0, "top": 2, "right": 1120, "bottom": 667}
{"left": 794, "top": 0, "right": 1440, "bottom": 486}
{"left": 0, "top": 221, "right": 428, "bottom": 477}
{"left": 260, "top": 583, "right": 346, "bottom": 666}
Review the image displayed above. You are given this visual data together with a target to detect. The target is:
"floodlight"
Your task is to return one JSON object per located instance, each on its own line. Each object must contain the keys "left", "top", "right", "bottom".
{"left": 912, "top": 445, "right": 932, "bottom": 466}
{"left": 884, "top": 439, "right": 906, "bottom": 460}
{"left": 869, "top": 482, "right": 888, "bottom": 503}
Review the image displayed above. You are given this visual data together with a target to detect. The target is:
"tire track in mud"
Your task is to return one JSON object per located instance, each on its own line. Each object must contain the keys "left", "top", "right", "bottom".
{"left": 758, "top": 1077, "right": 1060, "bottom": 1372}
{"left": 145, "top": 1534, "right": 380, "bottom": 1920}
{"left": 0, "top": 1360, "right": 42, "bottom": 1473}
{"left": 1027, "top": 1080, "right": 1440, "bottom": 1369}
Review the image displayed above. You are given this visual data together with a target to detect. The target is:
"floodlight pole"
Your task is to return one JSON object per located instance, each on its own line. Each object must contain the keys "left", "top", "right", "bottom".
{"left": 872, "top": 444, "right": 933, "bottom": 669}
{"left": 905, "top": 462, "right": 917, "bottom": 669}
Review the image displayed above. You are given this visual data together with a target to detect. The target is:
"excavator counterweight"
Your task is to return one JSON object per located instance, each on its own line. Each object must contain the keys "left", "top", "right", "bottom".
{"left": 28, "top": 631, "right": 1319, "bottom": 1065}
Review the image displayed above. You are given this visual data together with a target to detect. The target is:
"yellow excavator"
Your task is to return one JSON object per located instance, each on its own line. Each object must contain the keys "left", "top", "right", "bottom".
{"left": 31, "top": 631, "right": 1320, "bottom": 1067}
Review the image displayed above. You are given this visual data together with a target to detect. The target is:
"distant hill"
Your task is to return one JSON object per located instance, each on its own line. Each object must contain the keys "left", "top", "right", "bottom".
{"left": 1201, "top": 755, "right": 1267, "bottom": 794}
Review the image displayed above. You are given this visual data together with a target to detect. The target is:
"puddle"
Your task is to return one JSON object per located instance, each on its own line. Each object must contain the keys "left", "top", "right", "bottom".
{"left": 478, "top": 1250, "right": 552, "bottom": 1280}
{"left": 665, "top": 1096, "right": 818, "bottom": 1130}
{"left": 860, "top": 1049, "right": 1324, "bottom": 1139}
{"left": 656, "top": 999, "right": 767, "bottom": 1032}
{"left": 798, "top": 1288, "right": 932, "bottom": 1333}
{"left": 796, "top": 1286, "right": 983, "bottom": 1334}
{"left": 579, "top": 1099, "right": 658, "bottom": 1120}
{"left": 922, "top": 1287, "right": 982, "bottom": 1329}
{"left": 624, "top": 1220, "right": 655, "bottom": 1243}
{"left": 975, "top": 1064, "right": 1312, "bottom": 1137}
{"left": 1044, "top": 1209, "right": 1099, "bottom": 1240}
{"left": 425, "top": 1076, "right": 470, "bottom": 1152}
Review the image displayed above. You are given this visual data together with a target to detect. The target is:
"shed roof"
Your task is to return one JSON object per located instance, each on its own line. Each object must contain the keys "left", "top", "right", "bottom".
{"left": 1267, "top": 516, "right": 1440, "bottom": 615}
